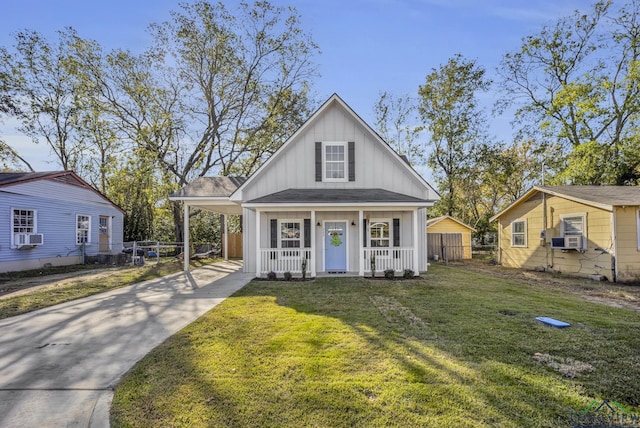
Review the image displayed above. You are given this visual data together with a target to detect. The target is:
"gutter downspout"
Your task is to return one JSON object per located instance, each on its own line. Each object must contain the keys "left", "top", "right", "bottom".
{"left": 542, "top": 191, "right": 549, "bottom": 271}
{"left": 611, "top": 208, "right": 617, "bottom": 282}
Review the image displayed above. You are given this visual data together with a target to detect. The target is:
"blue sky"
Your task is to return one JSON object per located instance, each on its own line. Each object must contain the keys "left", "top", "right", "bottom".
{"left": 1, "top": 0, "right": 587, "bottom": 171}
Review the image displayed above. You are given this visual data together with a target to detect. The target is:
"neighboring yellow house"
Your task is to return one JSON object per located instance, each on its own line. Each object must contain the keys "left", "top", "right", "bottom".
{"left": 427, "top": 215, "right": 476, "bottom": 260}
{"left": 491, "top": 186, "right": 640, "bottom": 282}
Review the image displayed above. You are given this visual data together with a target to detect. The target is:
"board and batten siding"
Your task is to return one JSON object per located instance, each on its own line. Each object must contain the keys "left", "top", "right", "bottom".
{"left": 236, "top": 102, "right": 433, "bottom": 203}
{"left": 613, "top": 206, "right": 640, "bottom": 281}
{"left": 498, "top": 193, "right": 613, "bottom": 278}
{"left": 1, "top": 182, "right": 123, "bottom": 272}
{"left": 242, "top": 208, "right": 426, "bottom": 274}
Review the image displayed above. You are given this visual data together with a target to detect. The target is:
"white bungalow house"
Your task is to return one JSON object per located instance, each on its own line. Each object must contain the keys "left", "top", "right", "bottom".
{"left": 170, "top": 94, "right": 439, "bottom": 276}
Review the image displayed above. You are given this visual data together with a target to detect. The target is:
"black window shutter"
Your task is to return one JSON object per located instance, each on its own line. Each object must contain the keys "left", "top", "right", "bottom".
{"left": 270, "top": 219, "right": 278, "bottom": 248}
{"left": 393, "top": 218, "right": 400, "bottom": 259}
{"left": 304, "top": 219, "right": 311, "bottom": 248}
{"left": 348, "top": 141, "right": 355, "bottom": 181}
{"left": 363, "top": 219, "right": 368, "bottom": 247}
{"left": 315, "top": 142, "right": 322, "bottom": 181}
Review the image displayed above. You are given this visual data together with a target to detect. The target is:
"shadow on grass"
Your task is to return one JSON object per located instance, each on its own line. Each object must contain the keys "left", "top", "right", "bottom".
{"left": 112, "top": 265, "right": 640, "bottom": 427}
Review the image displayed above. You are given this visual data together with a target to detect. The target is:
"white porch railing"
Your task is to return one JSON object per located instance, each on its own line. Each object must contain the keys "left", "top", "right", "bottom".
{"left": 364, "top": 247, "right": 414, "bottom": 273}
{"left": 259, "top": 248, "right": 312, "bottom": 274}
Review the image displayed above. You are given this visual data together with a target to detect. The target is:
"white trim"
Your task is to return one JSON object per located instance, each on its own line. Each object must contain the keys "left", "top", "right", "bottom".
{"left": 242, "top": 202, "right": 433, "bottom": 209}
{"left": 637, "top": 208, "right": 640, "bottom": 251}
{"left": 322, "top": 219, "right": 349, "bottom": 272}
{"left": 511, "top": 218, "right": 527, "bottom": 248}
{"left": 10, "top": 207, "right": 38, "bottom": 248}
{"left": 183, "top": 203, "right": 190, "bottom": 272}
{"left": 310, "top": 210, "right": 316, "bottom": 277}
{"left": 413, "top": 209, "right": 419, "bottom": 273}
{"left": 223, "top": 214, "right": 228, "bottom": 260}
{"left": 278, "top": 219, "right": 304, "bottom": 253}
{"left": 368, "top": 218, "right": 392, "bottom": 249}
{"left": 358, "top": 210, "right": 364, "bottom": 276}
{"left": 322, "top": 141, "right": 348, "bottom": 182}
{"left": 76, "top": 213, "right": 92, "bottom": 245}
{"left": 255, "top": 209, "right": 261, "bottom": 276}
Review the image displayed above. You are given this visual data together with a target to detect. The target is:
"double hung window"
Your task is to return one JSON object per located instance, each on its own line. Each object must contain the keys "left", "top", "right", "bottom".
{"left": 511, "top": 219, "right": 527, "bottom": 247}
{"left": 323, "top": 142, "right": 347, "bottom": 181}
{"left": 77, "top": 214, "right": 91, "bottom": 244}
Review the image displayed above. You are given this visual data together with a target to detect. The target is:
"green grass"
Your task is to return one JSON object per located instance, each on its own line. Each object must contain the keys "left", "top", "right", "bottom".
{"left": 0, "top": 258, "right": 220, "bottom": 320}
{"left": 111, "top": 264, "right": 640, "bottom": 427}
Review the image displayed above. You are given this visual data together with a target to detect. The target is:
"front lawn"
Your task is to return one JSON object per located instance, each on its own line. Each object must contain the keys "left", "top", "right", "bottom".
{"left": 111, "top": 264, "right": 640, "bottom": 427}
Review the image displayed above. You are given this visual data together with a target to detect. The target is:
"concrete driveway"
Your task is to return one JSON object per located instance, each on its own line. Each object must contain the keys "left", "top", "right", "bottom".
{"left": 0, "top": 260, "right": 254, "bottom": 427}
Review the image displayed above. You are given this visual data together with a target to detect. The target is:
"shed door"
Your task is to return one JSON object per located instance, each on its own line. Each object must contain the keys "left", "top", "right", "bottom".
{"left": 325, "top": 222, "right": 347, "bottom": 272}
{"left": 427, "top": 233, "right": 463, "bottom": 261}
{"left": 99, "top": 216, "right": 110, "bottom": 252}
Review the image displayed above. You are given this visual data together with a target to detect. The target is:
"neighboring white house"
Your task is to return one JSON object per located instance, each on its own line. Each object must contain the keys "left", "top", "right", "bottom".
{"left": 0, "top": 171, "right": 125, "bottom": 273}
{"left": 170, "top": 94, "right": 439, "bottom": 277}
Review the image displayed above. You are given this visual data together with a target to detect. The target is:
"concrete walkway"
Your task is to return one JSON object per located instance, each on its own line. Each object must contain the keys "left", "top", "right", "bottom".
{"left": 0, "top": 260, "right": 254, "bottom": 428}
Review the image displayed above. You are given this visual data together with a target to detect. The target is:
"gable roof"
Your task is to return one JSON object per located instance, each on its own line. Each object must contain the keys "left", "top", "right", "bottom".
{"left": 170, "top": 176, "right": 247, "bottom": 199}
{"left": 426, "top": 215, "right": 476, "bottom": 232}
{"left": 245, "top": 188, "right": 433, "bottom": 205}
{"left": 491, "top": 185, "right": 640, "bottom": 221}
{"left": 0, "top": 170, "right": 124, "bottom": 213}
{"left": 230, "top": 93, "right": 439, "bottom": 201}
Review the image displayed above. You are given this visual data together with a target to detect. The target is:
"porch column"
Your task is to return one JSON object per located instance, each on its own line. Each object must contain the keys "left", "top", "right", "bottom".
{"left": 183, "top": 203, "right": 190, "bottom": 272}
{"left": 358, "top": 210, "right": 364, "bottom": 276}
{"left": 310, "top": 210, "right": 316, "bottom": 277}
{"left": 255, "top": 209, "right": 261, "bottom": 276}
{"left": 223, "top": 214, "right": 228, "bottom": 260}
{"left": 413, "top": 209, "right": 419, "bottom": 273}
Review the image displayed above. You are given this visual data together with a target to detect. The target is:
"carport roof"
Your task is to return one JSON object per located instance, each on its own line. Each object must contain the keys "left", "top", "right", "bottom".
{"left": 170, "top": 176, "right": 247, "bottom": 198}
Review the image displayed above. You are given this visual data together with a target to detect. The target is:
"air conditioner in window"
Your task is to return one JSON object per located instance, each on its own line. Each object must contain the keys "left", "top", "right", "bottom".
{"left": 15, "top": 233, "right": 44, "bottom": 246}
{"left": 550, "top": 236, "right": 582, "bottom": 250}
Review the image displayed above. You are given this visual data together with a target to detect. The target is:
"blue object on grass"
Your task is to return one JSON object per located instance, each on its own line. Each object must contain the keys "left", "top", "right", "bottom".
{"left": 535, "top": 317, "right": 571, "bottom": 328}
{"left": 147, "top": 251, "right": 158, "bottom": 257}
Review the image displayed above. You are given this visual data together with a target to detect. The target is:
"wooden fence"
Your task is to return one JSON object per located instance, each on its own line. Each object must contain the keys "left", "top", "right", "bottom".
{"left": 427, "top": 233, "right": 464, "bottom": 261}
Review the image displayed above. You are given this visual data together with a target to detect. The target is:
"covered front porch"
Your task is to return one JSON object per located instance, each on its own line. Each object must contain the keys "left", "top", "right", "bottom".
{"left": 249, "top": 207, "right": 426, "bottom": 277}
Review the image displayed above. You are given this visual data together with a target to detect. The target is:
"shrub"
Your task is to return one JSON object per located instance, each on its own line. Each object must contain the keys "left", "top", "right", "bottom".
{"left": 384, "top": 269, "right": 395, "bottom": 280}
{"left": 403, "top": 269, "right": 415, "bottom": 279}
{"left": 283, "top": 271, "right": 293, "bottom": 281}
{"left": 267, "top": 271, "right": 277, "bottom": 280}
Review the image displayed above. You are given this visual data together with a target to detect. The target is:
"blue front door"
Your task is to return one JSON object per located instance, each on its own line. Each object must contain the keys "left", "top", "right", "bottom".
{"left": 325, "top": 221, "right": 347, "bottom": 271}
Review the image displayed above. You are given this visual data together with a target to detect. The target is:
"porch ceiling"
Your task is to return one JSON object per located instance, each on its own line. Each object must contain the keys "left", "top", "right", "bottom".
{"left": 186, "top": 200, "right": 243, "bottom": 215}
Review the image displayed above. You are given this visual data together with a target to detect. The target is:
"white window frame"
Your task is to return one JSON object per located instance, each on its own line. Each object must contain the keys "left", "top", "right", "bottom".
{"left": 322, "top": 141, "right": 348, "bottom": 182}
{"left": 560, "top": 212, "right": 586, "bottom": 249}
{"left": 11, "top": 207, "right": 37, "bottom": 248}
{"left": 511, "top": 219, "right": 527, "bottom": 247}
{"left": 76, "top": 214, "right": 91, "bottom": 245}
{"left": 279, "top": 219, "right": 303, "bottom": 257}
{"left": 637, "top": 209, "right": 640, "bottom": 251}
{"left": 367, "top": 218, "right": 393, "bottom": 258}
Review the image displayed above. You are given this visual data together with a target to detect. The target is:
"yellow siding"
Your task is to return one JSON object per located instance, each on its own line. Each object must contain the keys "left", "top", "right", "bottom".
{"left": 427, "top": 218, "right": 473, "bottom": 259}
{"left": 498, "top": 193, "right": 613, "bottom": 279}
{"left": 614, "top": 207, "right": 640, "bottom": 281}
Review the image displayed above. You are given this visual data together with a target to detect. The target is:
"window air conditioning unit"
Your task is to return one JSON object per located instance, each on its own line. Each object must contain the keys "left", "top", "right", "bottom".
{"left": 15, "top": 233, "right": 44, "bottom": 246}
{"left": 550, "top": 236, "right": 582, "bottom": 250}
